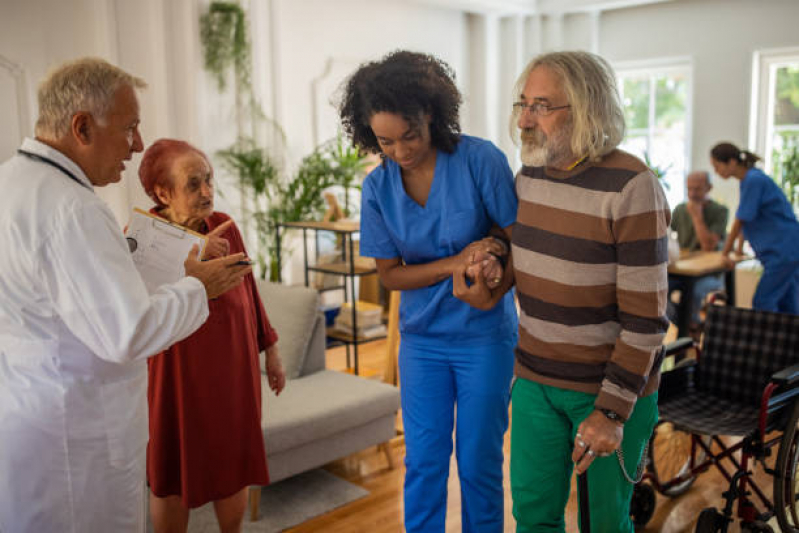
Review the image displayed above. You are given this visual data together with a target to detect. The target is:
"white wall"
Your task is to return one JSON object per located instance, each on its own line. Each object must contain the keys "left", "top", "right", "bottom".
{"left": 599, "top": 0, "right": 799, "bottom": 210}
{"left": 250, "top": 0, "right": 468, "bottom": 169}
{"left": 0, "top": 0, "right": 202, "bottom": 226}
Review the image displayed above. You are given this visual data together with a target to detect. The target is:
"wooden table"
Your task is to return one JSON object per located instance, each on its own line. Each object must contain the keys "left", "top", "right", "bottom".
{"left": 667, "top": 251, "right": 746, "bottom": 338}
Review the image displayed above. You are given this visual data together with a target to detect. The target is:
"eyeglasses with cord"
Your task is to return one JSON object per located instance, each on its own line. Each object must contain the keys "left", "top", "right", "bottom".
{"left": 512, "top": 101, "right": 571, "bottom": 116}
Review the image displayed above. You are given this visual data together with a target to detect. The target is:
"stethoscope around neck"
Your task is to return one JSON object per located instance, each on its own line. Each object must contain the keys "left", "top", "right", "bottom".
{"left": 17, "top": 149, "right": 92, "bottom": 192}
{"left": 18, "top": 148, "right": 137, "bottom": 253}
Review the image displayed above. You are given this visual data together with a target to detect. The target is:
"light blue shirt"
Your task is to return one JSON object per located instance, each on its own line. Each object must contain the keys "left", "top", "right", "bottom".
{"left": 737, "top": 167, "right": 799, "bottom": 266}
{"left": 360, "top": 135, "right": 518, "bottom": 345}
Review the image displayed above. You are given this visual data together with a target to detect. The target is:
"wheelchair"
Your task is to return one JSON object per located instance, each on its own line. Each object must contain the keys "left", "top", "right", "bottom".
{"left": 629, "top": 304, "right": 799, "bottom": 532}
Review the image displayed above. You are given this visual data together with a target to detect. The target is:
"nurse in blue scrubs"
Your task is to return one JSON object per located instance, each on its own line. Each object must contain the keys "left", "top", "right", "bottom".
{"left": 712, "top": 141, "right": 799, "bottom": 313}
{"left": 339, "top": 50, "right": 518, "bottom": 532}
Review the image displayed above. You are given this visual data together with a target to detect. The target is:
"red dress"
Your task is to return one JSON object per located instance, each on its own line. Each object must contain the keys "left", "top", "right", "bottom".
{"left": 147, "top": 211, "right": 277, "bottom": 508}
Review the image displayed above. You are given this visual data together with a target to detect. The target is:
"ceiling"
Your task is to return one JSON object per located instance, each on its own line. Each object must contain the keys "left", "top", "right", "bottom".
{"left": 410, "top": 0, "right": 675, "bottom": 16}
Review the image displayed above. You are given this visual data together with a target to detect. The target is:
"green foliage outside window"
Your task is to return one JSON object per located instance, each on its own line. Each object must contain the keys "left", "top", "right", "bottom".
{"left": 775, "top": 66, "right": 799, "bottom": 126}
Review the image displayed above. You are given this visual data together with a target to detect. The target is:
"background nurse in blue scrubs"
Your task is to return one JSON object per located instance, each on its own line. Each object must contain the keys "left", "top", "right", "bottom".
{"left": 712, "top": 141, "right": 799, "bottom": 313}
{"left": 339, "top": 50, "right": 518, "bottom": 533}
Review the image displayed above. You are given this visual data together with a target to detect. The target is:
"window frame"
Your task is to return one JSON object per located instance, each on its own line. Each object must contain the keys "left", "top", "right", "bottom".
{"left": 749, "top": 47, "right": 799, "bottom": 175}
{"left": 614, "top": 56, "right": 694, "bottom": 207}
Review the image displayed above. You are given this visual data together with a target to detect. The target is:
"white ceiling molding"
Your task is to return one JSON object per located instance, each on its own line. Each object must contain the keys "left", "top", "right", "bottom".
{"left": 537, "top": 0, "right": 672, "bottom": 14}
{"left": 407, "top": 0, "right": 537, "bottom": 16}
{"left": 407, "top": 0, "right": 672, "bottom": 15}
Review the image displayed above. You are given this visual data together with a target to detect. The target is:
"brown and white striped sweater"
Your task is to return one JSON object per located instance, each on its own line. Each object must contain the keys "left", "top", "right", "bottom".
{"left": 512, "top": 149, "right": 671, "bottom": 420}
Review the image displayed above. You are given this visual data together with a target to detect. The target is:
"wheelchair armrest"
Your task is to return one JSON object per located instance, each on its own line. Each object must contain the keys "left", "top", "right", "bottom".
{"left": 659, "top": 359, "right": 697, "bottom": 404}
{"left": 771, "top": 363, "right": 799, "bottom": 387}
{"left": 662, "top": 337, "right": 695, "bottom": 358}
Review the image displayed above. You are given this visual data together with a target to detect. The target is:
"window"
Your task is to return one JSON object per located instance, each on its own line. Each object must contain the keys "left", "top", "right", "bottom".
{"left": 750, "top": 48, "right": 799, "bottom": 180}
{"left": 616, "top": 59, "right": 692, "bottom": 209}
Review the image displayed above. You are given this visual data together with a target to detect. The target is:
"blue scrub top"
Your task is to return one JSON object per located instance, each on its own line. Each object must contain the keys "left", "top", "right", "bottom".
{"left": 359, "top": 135, "right": 518, "bottom": 345}
{"left": 737, "top": 167, "right": 799, "bottom": 266}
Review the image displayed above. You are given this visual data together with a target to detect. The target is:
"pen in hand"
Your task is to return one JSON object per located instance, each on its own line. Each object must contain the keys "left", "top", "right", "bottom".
{"left": 201, "top": 258, "right": 254, "bottom": 266}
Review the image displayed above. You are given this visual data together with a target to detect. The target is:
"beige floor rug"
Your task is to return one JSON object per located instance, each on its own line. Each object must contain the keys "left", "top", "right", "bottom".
{"left": 147, "top": 469, "right": 369, "bottom": 532}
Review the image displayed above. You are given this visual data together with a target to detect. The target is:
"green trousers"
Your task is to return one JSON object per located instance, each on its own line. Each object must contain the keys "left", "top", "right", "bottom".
{"left": 510, "top": 378, "right": 658, "bottom": 533}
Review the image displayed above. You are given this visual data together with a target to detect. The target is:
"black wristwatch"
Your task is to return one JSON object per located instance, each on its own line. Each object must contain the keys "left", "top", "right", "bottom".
{"left": 598, "top": 408, "right": 625, "bottom": 424}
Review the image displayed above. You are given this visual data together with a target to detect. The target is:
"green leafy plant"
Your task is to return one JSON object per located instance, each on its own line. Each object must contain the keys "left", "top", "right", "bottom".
{"left": 199, "top": 3, "right": 368, "bottom": 280}
{"left": 216, "top": 136, "right": 368, "bottom": 280}
{"left": 199, "top": 1, "right": 250, "bottom": 92}
{"left": 643, "top": 151, "right": 672, "bottom": 191}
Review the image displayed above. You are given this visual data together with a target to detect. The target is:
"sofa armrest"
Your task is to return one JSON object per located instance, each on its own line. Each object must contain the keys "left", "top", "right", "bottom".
{"left": 300, "top": 312, "right": 327, "bottom": 376}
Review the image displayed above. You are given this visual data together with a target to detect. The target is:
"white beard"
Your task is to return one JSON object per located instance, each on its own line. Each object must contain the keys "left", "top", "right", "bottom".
{"left": 520, "top": 143, "right": 548, "bottom": 167}
{"left": 519, "top": 122, "right": 573, "bottom": 168}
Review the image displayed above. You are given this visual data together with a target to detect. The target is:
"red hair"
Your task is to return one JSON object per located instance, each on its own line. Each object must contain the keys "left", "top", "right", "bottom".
{"left": 139, "top": 139, "right": 213, "bottom": 208}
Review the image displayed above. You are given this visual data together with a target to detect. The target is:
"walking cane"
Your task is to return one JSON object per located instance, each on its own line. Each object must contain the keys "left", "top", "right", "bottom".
{"left": 578, "top": 471, "right": 591, "bottom": 533}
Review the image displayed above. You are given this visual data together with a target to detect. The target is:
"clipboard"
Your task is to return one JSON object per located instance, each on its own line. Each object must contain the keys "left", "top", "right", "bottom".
{"left": 125, "top": 208, "right": 208, "bottom": 294}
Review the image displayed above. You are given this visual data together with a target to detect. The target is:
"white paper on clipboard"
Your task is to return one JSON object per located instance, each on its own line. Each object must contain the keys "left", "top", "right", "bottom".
{"left": 125, "top": 208, "right": 207, "bottom": 294}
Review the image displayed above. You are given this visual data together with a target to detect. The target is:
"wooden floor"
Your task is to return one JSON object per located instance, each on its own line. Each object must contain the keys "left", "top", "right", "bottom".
{"left": 283, "top": 338, "right": 780, "bottom": 533}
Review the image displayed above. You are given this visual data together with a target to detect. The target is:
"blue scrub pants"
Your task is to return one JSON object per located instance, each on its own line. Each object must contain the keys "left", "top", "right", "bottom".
{"left": 399, "top": 337, "right": 515, "bottom": 533}
{"left": 753, "top": 261, "right": 799, "bottom": 314}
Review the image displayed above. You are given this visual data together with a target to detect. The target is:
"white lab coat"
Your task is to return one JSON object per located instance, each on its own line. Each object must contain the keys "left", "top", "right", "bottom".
{"left": 0, "top": 139, "right": 210, "bottom": 533}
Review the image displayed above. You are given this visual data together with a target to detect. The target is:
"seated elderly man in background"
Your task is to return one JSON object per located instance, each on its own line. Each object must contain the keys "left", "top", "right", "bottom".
{"left": 669, "top": 170, "right": 729, "bottom": 326}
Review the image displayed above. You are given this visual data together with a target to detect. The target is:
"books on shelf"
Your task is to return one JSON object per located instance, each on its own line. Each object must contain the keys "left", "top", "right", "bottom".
{"left": 336, "top": 300, "right": 383, "bottom": 327}
{"left": 333, "top": 300, "right": 386, "bottom": 338}
{"left": 332, "top": 320, "right": 387, "bottom": 339}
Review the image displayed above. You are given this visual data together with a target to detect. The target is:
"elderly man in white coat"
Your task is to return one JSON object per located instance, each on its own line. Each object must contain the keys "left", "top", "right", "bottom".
{"left": 0, "top": 58, "right": 252, "bottom": 532}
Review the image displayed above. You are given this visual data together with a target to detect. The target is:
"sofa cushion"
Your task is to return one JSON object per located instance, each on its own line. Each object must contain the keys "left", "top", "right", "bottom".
{"left": 255, "top": 280, "right": 319, "bottom": 379}
{"left": 262, "top": 370, "right": 401, "bottom": 455}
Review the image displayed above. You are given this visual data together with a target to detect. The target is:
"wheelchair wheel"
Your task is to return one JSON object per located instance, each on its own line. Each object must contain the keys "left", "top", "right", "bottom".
{"left": 649, "top": 420, "right": 702, "bottom": 496}
{"left": 774, "top": 400, "right": 799, "bottom": 532}
{"left": 695, "top": 507, "right": 723, "bottom": 532}
{"left": 629, "top": 482, "right": 656, "bottom": 527}
{"left": 741, "top": 521, "right": 775, "bottom": 533}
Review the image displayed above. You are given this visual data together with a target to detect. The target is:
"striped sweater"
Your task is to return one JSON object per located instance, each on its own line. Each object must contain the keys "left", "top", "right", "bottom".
{"left": 512, "top": 149, "right": 671, "bottom": 420}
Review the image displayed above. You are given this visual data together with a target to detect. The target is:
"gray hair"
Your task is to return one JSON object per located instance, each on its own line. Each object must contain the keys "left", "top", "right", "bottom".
{"left": 510, "top": 51, "right": 625, "bottom": 162}
{"left": 35, "top": 57, "right": 146, "bottom": 140}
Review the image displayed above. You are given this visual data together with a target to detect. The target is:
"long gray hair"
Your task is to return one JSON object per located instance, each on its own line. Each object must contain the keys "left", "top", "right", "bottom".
{"left": 510, "top": 51, "right": 625, "bottom": 162}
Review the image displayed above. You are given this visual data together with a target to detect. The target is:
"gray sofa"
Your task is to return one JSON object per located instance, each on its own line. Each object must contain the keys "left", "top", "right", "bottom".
{"left": 249, "top": 280, "right": 401, "bottom": 519}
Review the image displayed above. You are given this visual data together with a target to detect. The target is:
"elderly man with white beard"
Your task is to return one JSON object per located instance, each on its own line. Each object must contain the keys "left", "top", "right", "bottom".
{"left": 454, "top": 51, "right": 670, "bottom": 532}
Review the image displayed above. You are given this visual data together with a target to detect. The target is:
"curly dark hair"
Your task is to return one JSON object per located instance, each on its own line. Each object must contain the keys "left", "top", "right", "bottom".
{"left": 339, "top": 50, "right": 462, "bottom": 155}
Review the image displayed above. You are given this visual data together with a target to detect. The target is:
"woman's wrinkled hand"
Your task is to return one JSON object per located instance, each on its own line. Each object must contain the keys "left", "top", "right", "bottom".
{"left": 453, "top": 261, "right": 495, "bottom": 310}
{"left": 265, "top": 345, "right": 286, "bottom": 396}
{"left": 455, "top": 237, "right": 505, "bottom": 271}
{"left": 466, "top": 250, "right": 504, "bottom": 289}
{"left": 202, "top": 220, "right": 233, "bottom": 260}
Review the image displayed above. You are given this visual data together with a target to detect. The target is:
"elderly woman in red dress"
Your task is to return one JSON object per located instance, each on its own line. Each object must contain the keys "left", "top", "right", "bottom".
{"left": 139, "top": 138, "right": 286, "bottom": 533}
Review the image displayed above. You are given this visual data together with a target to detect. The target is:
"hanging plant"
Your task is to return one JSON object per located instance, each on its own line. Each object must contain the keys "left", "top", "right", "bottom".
{"left": 199, "top": 1, "right": 251, "bottom": 92}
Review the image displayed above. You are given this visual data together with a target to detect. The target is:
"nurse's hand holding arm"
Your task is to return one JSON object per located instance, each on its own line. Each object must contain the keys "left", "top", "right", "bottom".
{"left": 184, "top": 244, "right": 252, "bottom": 299}
{"left": 374, "top": 237, "right": 506, "bottom": 291}
{"left": 452, "top": 253, "right": 514, "bottom": 310}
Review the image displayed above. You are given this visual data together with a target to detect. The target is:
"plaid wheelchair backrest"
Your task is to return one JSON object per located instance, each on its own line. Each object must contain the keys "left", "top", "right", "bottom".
{"left": 698, "top": 305, "right": 799, "bottom": 406}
